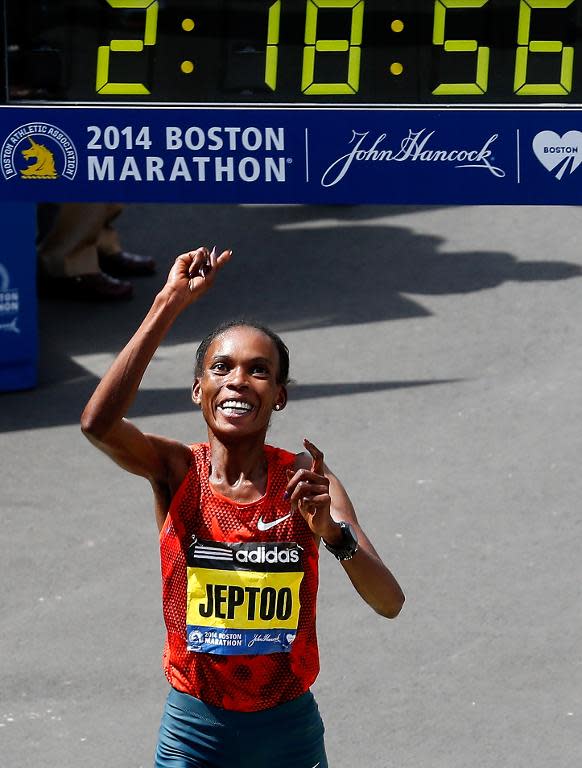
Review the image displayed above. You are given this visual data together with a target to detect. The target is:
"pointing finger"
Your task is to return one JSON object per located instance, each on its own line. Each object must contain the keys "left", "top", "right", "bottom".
{"left": 303, "top": 438, "right": 324, "bottom": 475}
{"left": 216, "top": 248, "right": 233, "bottom": 268}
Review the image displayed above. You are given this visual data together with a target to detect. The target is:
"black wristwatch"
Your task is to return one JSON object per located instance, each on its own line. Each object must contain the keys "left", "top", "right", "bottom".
{"left": 322, "top": 521, "right": 359, "bottom": 561}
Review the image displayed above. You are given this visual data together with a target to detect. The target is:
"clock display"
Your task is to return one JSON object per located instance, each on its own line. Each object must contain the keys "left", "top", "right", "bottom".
{"left": 3, "top": 0, "right": 582, "bottom": 104}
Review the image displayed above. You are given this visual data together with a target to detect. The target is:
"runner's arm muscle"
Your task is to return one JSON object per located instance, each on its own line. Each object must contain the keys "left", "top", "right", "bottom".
{"left": 325, "top": 468, "right": 405, "bottom": 619}
{"left": 81, "top": 289, "right": 188, "bottom": 483}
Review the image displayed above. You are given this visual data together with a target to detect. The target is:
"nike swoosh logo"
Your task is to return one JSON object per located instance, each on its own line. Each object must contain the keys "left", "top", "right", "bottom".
{"left": 257, "top": 512, "right": 292, "bottom": 531}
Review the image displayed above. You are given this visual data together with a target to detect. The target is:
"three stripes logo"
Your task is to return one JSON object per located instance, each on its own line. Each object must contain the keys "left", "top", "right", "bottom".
{"left": 191, "top": 540, "right": 234, "bottom": 565}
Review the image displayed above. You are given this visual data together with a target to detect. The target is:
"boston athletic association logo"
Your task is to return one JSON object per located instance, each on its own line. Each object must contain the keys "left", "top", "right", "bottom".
{"left": 1, "top": 122, "right": 78, "bottom": 182}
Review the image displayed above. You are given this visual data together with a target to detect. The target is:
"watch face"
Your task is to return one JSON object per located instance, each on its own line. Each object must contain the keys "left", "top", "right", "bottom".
{"left": 324, "top": 521, "right": 358, "bottom": 560}
{"left": 4, "top": 1, "right": 582, "bottom": 106}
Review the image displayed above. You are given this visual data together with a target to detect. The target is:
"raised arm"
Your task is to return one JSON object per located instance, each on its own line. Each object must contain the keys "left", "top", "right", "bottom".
{"left": 80, "top": 246, "right": 232, "bottom": 486}
{"left": 286, "top": 439, "right": 405, "bottom": 619}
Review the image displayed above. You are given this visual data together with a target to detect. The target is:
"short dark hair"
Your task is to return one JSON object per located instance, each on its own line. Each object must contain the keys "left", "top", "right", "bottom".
{"left": 194, "top": 319, "right": 290, "bottom": 385}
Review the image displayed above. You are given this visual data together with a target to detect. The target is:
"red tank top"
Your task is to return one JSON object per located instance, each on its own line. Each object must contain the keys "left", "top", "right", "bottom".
{"left": 159, "top": 443, "right": 320, "bottom": 711}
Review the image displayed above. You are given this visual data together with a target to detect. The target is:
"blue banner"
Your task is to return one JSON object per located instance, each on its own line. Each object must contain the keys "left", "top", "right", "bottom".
{"left": 2, "top": 106, "right": 582, "bottom": 204}
{"left": 0, "top": 203, "right": 37, "bottom": 391}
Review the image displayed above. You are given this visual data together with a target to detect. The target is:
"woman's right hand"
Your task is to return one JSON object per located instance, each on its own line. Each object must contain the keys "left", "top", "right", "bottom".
{"left": 166, "top": 246, "right": 232, "bottom": 306}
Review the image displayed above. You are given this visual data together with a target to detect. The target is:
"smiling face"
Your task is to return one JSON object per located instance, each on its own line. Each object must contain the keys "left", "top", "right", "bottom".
{"left": 192, "top": 325, "right": 287, "bottom": 441}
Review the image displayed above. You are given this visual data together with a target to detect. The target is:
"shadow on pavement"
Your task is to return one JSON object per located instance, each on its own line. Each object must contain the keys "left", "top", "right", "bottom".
{"left": 1, "top": 204, "right": 580, "bottom": 433}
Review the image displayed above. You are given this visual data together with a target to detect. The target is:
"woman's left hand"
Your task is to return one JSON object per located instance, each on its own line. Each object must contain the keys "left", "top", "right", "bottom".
{"left": 285, "top": 439, "right": 339, "bottom": 540}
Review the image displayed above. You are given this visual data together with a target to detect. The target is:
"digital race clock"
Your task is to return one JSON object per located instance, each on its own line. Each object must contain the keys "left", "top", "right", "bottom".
{"left": 3, "top": 0, "right": 582, "bottom": 105}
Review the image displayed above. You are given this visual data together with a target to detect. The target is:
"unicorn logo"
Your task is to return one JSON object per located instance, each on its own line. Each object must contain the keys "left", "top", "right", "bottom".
{"left": 20, "top": 137, "right": 58, "bottom": 179}
{"left": 1, "top": 122, "right": 78, "bottom": 181}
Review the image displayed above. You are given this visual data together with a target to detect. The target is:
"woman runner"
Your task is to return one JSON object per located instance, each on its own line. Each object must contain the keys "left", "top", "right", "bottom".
{"left": 81, "top": 246, "right": 405, "bottom": 768}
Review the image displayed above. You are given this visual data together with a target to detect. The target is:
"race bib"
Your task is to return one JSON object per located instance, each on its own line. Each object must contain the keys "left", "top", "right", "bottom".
{"left": 186, "top": 538, "right": 304, "bottom": 655}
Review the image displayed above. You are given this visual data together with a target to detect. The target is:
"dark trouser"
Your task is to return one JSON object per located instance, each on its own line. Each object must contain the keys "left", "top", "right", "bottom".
{"left": 155, "top": 687, "right": 328, "bottom": 768}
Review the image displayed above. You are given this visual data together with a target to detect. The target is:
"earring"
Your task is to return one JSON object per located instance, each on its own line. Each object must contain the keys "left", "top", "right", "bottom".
{"left": 274, "top": 404, "right": 281, "bottom": 411}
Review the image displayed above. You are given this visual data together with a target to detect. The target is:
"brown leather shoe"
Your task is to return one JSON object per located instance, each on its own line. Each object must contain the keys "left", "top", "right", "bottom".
{"left": 38, "top": 272, "right": 133, "bottom": 301}
{"left": 98, "top": 250, "right": 156, "bottom": 277}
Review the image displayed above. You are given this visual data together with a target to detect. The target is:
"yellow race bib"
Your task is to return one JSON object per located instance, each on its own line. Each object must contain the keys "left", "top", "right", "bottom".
{"left": 186, "top": 538, "right": 304, "bottom": 655}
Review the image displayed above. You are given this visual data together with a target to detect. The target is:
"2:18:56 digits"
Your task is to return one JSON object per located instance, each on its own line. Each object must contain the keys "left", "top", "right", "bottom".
{"left": 95, "top": 0, "right": 577, "bottom": 99}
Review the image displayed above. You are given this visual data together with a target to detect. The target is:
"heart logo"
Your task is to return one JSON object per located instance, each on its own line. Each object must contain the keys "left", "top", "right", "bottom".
{"left": 532, "top": 130, "right": 582, "bottom": 180}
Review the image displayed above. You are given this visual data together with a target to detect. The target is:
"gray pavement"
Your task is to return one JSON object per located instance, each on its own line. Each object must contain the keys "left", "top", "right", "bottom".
{"left": 1, "top": 204, "right": 581, "bottom": 768}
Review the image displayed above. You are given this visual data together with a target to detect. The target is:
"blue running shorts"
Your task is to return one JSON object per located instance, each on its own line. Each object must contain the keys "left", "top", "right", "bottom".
{"left": 154, "top": 687, "right": 328, "bottom": 768}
